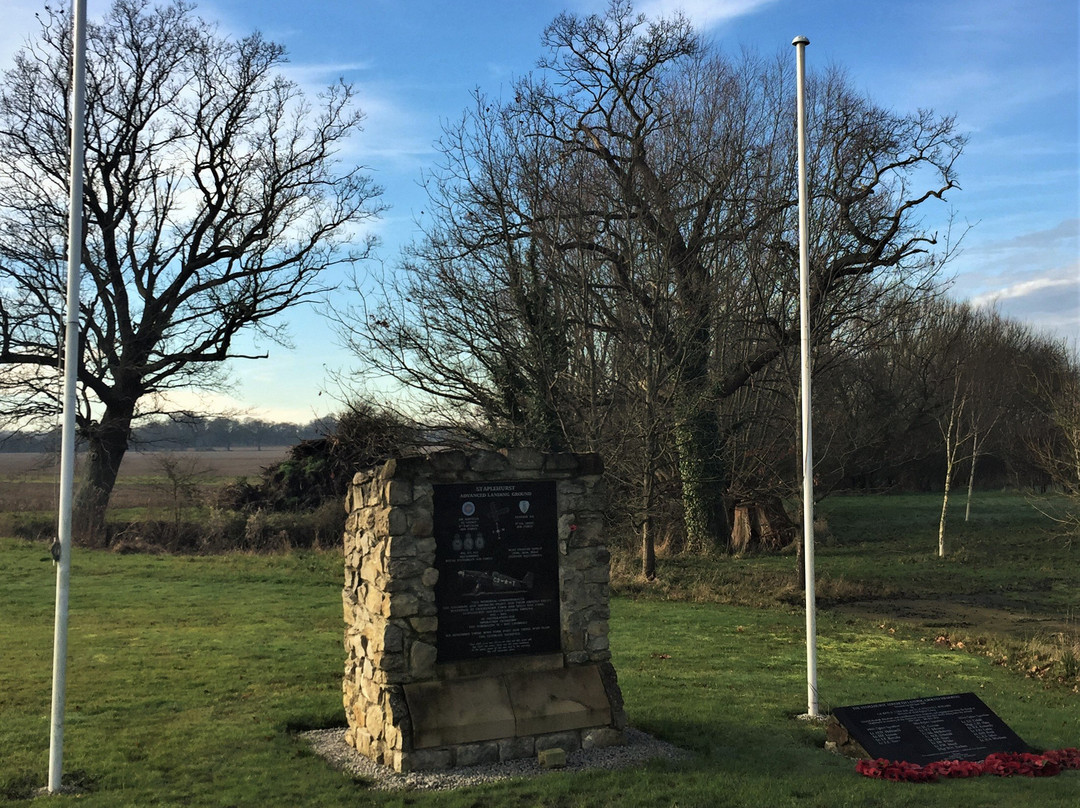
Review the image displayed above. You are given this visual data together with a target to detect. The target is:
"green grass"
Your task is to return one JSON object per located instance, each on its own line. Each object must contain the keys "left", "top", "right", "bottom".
{"left": 613, "top": 492, "right": 1080, "bottom": 687}
{"left": 614, "top": 492, "right": 1078, "bottom": 611}
{"left": 2, "top": 493, "right": 1078, "bottom": 806}
{"left": 819, "top": 492, "right": 1077, "bottom": 610}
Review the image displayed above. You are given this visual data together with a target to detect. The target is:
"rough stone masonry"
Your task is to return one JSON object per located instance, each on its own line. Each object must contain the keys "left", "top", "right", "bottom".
{"left": 342, "top": 448, "right": 627, "bottom": 772}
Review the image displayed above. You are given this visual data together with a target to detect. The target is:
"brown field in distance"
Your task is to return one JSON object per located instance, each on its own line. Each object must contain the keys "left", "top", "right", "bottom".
{"left": 0, "top": 448, "right": 290, "bottom": 514}
{"left": 0, "top": 447, "right": 289, "bottom": 478}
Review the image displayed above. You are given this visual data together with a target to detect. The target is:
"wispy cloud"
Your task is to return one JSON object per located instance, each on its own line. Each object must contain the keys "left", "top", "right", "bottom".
{"left": 1000, "top": 219, "right": 1080, "bottom": 250}
{"left": 636, "top": 0, "right": 779, "bottom": 28}
{"left": 343, "top": 83, "right": 439, "bottom": 171}
{"left": 280, "top": 61, "right": 373, "bottom": 85}
{"left": 964, "top": 219, "right": 1079, "bottom": 273}
{"left": 935, "top": 0, "right": 1066, "bottom": 43}
{"left": 968, "top": 270, "right": 1080, "bottom": 344}
{"left": 897, "top": 64, "right": 1075, "bottom": 133}
{"left": 969, "top": 274, "right": 1077, "bottom": 307}
{"left": 959, "top": 219, "right": 1080, "bottom": 343}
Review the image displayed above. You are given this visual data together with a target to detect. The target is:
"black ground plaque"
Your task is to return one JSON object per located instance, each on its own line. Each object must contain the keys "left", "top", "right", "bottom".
{"left": 433, "top": 480, "right": 560, "bottom": 662}
{"left": 833, "top": 692, "right": 1030, "bottom": 766}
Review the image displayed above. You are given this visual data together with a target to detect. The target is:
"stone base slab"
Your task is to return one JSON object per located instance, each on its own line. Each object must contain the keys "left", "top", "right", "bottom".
{"left": 404, "top": 664, "right": 612, "bottom": 749}
{"left": 396, "top": 725, "right": 626, "bottom": 772}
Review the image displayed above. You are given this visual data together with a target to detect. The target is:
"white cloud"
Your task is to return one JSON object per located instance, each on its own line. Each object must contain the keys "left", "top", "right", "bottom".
{"left": 958, "top": 219, "right": 1080, "bottom": 344}
{"left": 344, "top": 85, "right": 437, "bottom": 170}
{"left": 969, "top": 270, "right": 1080, "bottom": 345}
{"left": 280, "top": 61, "right": 373, "bottom": 85}
{"left": 969, "top": 274, "right": 1076, "bottom": 307}
{"left": 270, "top": 64, "right": 437, "bottom": 175}
{"left": 636, "top": 0, "right": 779, "bottom": 28}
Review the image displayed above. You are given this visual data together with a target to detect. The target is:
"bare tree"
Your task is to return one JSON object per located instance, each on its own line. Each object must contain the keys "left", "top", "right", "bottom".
{"left": 936, "top": 367, "right": 969, "bottom": 556}
{"left": 0, "top": 0, "right": 383, "bottom": 541}
{"left": 340, "top": 1, "right": 964, "bottom": 558}
{"left": 153, "top": 452, "right": 210, "bottom": 531}
{"left": 959, "top": 311, "right": 1034, "bottom": 521}
{"left": 1024, "top": 343, "right": 1080, "bottom": 539}
{"left": 922, "top": 304, "right": 1044, "bottom": 555}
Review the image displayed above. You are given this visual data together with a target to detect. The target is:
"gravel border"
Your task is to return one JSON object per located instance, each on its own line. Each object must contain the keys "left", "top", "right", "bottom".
{"left": 300, "top": 727, "right": 692, "bottom": 792}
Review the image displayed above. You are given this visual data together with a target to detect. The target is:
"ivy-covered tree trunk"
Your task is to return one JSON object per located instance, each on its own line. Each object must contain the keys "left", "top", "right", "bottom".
{"left": 675, "top": 408, "right": 729, "bottom": 554}
{"left": 672, "top": 268, "right": 728, "bottom": 554}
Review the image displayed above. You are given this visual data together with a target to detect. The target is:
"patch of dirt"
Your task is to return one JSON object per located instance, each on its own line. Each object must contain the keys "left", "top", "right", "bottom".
{"left": 829, "top": 598, "right": 1075, "bottom": 641}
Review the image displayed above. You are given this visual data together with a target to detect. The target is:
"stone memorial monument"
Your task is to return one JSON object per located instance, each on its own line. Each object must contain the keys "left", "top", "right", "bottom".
{"left": 342, "top": 448, "right": 626, "bottom": 771}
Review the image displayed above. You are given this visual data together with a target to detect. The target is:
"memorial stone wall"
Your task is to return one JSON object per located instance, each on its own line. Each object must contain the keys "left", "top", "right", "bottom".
{"left": 342, "top": 448, "right": 626, "bottom": 772}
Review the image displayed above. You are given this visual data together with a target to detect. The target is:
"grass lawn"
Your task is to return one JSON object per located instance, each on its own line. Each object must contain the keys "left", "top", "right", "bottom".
{"left": 1, "top": 492, "right": 1078, "bottom": 806}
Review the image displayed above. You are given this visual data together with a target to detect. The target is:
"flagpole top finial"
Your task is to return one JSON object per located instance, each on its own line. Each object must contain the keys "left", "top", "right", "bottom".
{"left": 792, "top": 36, "right": 809, "bottom": 46}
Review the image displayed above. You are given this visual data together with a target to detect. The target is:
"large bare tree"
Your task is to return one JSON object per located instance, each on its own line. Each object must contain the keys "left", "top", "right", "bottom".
{"left": 0, "top": 0, "right": 383, "bottom": 541}
{"left": 341, "top": 1, "right": 964, "bottom": 554}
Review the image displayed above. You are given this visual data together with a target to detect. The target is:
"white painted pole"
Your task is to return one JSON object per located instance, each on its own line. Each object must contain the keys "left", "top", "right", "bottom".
{"left": 792, "top": 34, "right": 819, "bottom": 719}
{"left": 49, "top": 0, "right": 88, "bottom": 793}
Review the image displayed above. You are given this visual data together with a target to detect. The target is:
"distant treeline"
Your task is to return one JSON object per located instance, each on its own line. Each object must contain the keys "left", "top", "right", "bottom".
{"left": 0, "top": 415, "right": 331, "bottom": 453}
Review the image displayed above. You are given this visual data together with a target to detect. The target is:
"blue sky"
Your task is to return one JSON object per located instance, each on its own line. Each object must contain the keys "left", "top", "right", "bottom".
{"left": 2, "top": 0, "right": 1077, "bottom": 422}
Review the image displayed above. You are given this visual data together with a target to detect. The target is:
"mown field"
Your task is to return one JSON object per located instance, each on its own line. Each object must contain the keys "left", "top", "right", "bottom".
{"left": 1, "top": 485, "right": 1077, "bottom": 806}
{"left": 615, "top": 493, "right": 1080, "bottom": 648}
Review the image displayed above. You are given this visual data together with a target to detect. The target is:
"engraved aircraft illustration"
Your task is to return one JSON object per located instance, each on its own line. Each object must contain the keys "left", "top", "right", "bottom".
{"left": 458, "top": 569, "right": 535, "bottom": 594}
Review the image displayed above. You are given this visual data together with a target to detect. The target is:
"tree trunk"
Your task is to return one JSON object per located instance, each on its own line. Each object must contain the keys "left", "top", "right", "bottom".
{"left": 641, "top": 424, "right": 658, "bottom": 581}
{"left": 73, "top": 405, "right": 134, "bottom": 546}
{"left": 641, "top": 510, "right": 657, "bottom": 581}
{"left": 938, "top": 377, "right": 965, "bottom": 558}
{"left": 675, "top": 408, "right": 729, "bottom": 554}
{"left": 938, "top": 431, "right": 956, "bottom": 559}
{"left": 731, "top": 505, "right": 753, "bottom": 555}
{"left": 937, "top": 476, "right": 951, "bottom": 558}
{"left": 730, "top": 497, "right": 796, "bottom": 555}
{"left": 965, "top": 428, "right": 981, "bottom": 522}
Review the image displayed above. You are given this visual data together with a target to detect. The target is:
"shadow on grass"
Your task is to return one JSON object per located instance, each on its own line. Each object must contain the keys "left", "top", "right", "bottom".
{"left": 2, "top": 768, "right": 97, "bottom": 801}
{"left": 281, "top": 711, "right": 348, "bottom": 736}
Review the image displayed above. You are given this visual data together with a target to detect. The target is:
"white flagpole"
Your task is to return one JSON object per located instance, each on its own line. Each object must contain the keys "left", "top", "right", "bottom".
{"left": 49, "top": 0, "right": 88, "bottom": 793}
{"left": 792, "top": 34, "right": 819, "bottom": 719}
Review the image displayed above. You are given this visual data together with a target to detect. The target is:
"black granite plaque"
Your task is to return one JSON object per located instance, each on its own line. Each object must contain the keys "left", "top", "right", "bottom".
{"left": 833, "top": 692, "right": 1030, "bottom": 766}
{"left": 433, "top": 480, "right": 560, "bottom": 662}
